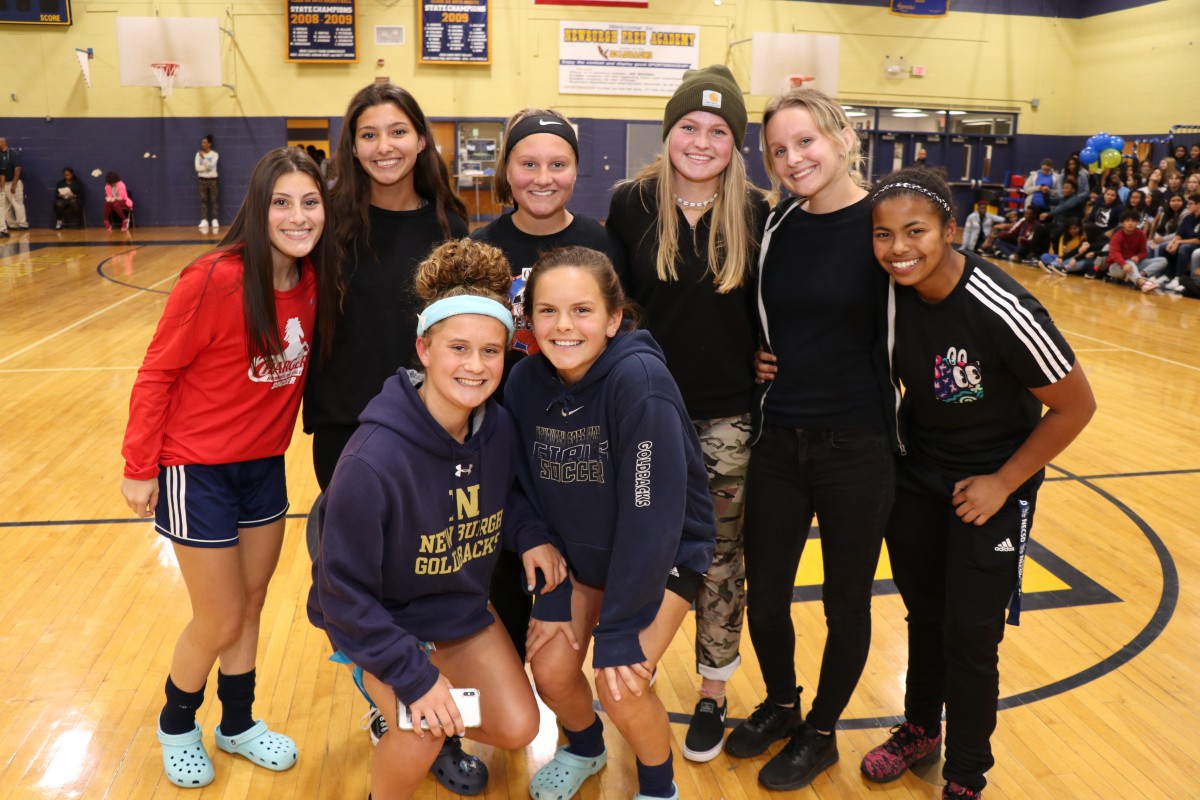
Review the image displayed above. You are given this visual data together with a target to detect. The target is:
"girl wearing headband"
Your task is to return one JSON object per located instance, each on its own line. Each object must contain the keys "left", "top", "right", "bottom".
{"left": 605, "top": 63, "right": 768, "bottom": 763}
{"left": 471, "top": 107, "right": 626, "bottom": 661}
{"left": 734, "top": 87, "right": 896, "bottom": 790}
{"left": 505, "top": 246, "right": 715, "bottom": 800}
{"left": 310, "top": 239, "right": 567, "bottom": 800}
{"left": 300, "top": 83, "right": 478, "bottom": 790}
{"left": 863, "top": 167, "right": 1094, "bottom": 799}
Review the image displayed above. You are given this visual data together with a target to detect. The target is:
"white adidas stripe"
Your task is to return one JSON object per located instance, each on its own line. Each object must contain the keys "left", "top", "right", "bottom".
{"left": 966, "top": 271, "right": 1072, "bottom": 383}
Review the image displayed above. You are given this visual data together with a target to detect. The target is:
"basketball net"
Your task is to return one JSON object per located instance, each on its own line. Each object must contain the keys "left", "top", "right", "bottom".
{"left": 75, "top": 48, "right": 92, "bottom": 89}
{"left": 151, "top": 63, "right": 180, "bottom": 98}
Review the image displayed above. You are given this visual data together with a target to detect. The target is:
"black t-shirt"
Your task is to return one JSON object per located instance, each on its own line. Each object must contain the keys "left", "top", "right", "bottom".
{"left": 894, "top": 251, "right": 1075, "bottom": 478}
{"left": 606, "top": 180, "right": 769, "bottom": 420}
{"left": 757, "top": 196, "right": 890, "bottom": 432}
{"left": 304, "top": 203, "right": 468, "bottom": 430}
{"left": 470, "top": 210, "right": 626, "bottom": 357}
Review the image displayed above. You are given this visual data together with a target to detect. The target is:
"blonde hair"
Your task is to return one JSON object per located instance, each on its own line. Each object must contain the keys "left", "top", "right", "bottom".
{"left": 492, "top": 107, "right": 576, "bottom": 207}
{"left": 760, "top": 87, "right": 866, "bottom": 202}
{"left": 620, "top": 141, "right": 760, "bottom": 294}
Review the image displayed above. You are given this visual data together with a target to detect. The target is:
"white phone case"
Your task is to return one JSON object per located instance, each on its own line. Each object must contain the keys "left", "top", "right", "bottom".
{"left": 397, "top": 688, "right": 482, "bottom": 730}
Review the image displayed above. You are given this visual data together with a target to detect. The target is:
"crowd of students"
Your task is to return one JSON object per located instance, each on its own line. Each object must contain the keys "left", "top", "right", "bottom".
{"left": 118, "top": 71, "right": 1100, "bottom": 800}
{"left": 969, "top": 147, "right": 1200, "bottom": 295}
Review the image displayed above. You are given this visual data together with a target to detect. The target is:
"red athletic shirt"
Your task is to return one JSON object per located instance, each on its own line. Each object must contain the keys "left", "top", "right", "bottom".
{"left": 122, "top": 250, "right": 318, "bottom": 480}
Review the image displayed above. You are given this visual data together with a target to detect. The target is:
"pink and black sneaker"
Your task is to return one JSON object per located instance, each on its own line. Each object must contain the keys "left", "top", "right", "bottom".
{"left": 943, "top": 780, "right": 982, "bottom": 798}
{"left": 860, "top": 720, "right": 942, "bottom": 782}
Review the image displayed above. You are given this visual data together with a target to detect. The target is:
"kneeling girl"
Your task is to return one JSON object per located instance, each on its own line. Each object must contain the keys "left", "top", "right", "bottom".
{"left": 309, "top": 239, "right": 566, "bottom": 800}
{"left": 505, "top": 246, "right": 716, "bottom": 800}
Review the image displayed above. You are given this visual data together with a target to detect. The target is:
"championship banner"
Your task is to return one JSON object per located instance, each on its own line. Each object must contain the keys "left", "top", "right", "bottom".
{"left": 420, "top": 1, "right": 490, "bottom": 65}
{"left": 890, "top": 0, "right": 949, "bottom": 17}
{"left": 287, "top": 0, "right": 358, "bottom": 62}
{"left": 558, "top": 21, "right": 699, "bottom": 97}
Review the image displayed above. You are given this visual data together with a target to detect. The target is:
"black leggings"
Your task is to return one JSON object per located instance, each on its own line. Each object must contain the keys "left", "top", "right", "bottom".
{"left": 742, "top": 424, "right": 894, "bottom": 731}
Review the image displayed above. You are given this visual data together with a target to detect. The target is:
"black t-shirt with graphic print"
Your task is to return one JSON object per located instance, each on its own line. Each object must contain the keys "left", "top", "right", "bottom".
{"left": 894, "top": 251, "right": 1075, "bottom": 478}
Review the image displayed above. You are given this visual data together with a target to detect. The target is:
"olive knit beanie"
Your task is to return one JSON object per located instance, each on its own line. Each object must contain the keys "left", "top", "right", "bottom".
{"left": 662, "top": 64, "right": 747, "bottom": 147}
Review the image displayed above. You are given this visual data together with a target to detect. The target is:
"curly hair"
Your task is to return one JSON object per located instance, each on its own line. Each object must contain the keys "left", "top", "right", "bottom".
{"left": 414, "top": 239, "right": 513, "bottom": 310}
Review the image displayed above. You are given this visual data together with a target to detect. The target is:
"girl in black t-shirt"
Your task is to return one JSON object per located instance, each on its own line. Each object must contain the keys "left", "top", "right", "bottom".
{"left": 469, "top": 106, "right": 623, "bottom": 665}
{"left": 860, "top": 167, "right": 1095, "bottom": 800}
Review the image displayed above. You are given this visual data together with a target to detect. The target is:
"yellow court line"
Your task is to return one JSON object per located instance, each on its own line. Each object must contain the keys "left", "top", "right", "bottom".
{"left": 0, "top": 366, "right": 141, "bottom": 373}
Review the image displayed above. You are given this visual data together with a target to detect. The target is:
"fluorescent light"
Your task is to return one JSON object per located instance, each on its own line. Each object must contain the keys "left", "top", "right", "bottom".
{"left": 893, "top": 112, "right": 928, "bottom": 118}
{"left": 846, "top": 111, "right": 867, "bottom": 117}
{"left": 841, "top": 105, "right": 853, "bottom": 109}
{"left": 891, "top": 108, "right": 922, "bottom": 113}
{"left": 948, "top": 110, "right": 967, "bottom": 115}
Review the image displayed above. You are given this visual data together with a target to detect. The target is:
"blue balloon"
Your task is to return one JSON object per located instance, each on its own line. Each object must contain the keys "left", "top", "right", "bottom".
{"left": 1108, "top": 135, "right": 1125, "bottom": 153}
{"left": 1079, "top": 147, "right": 1099, "bottom": 166}
{"left": 1086, "top": 135, "right": 1106, "bottom": 152}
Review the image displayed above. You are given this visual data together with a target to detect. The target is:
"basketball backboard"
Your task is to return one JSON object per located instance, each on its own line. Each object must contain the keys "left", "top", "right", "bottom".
{"left": 116, "top": 17, "right": 223, "bottom": 89}
{"left": 749, "top": 32, "right": 840, "bottom": 98}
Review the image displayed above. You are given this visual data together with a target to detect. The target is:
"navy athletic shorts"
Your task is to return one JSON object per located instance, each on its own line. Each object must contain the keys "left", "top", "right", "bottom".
{"left": 154, "top": 456, "right": 289, "bottom": 548}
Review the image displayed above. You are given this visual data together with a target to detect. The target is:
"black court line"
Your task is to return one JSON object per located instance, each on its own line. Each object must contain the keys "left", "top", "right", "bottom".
{"left": 1046, "top": 466, "right": 1200, "bottom": 481}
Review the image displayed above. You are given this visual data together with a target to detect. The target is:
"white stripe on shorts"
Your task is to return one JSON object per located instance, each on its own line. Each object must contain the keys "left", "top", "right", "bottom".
{"left": 166, "top": 465, "right": 188, "bottom": 539}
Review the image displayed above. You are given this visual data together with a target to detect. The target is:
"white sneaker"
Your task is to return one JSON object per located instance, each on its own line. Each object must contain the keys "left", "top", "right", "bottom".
{"left": 199, "top": 219, "right": 210, "bottom": 233}
{"left": 1165, "top": 277, "right": 1183, "bottom": 292}
{"left": 211, "top": 219, "right": 220, "bottom": 234}
{"left": 55, "top": 221, "right": 63, "bottom": 230}
{"left": 1153, "top": 275, "right": 1170, "bottom": 286}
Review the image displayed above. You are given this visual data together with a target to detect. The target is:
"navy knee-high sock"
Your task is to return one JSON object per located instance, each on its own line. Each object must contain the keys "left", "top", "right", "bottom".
{"left": 636, "top": 751, "right": 674, "bottom": 798}
{"left": 216, "top": 669, "right": 256, "bottom": 737}
{"left": 562, "top": 714, "right": 605, "bottom": 758}
{"left": 159, "top": 675, "right": 206, "bottom": 735}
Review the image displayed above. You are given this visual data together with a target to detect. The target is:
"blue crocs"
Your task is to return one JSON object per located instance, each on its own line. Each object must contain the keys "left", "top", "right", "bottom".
{"left": 157, "top": 724, "right": 215, "bottom": 788}
{"left": 214, "top": 720, "right": 298, "bottom": 771}
{"left": 529, "top": 747, "right": 607, "bottom": 800}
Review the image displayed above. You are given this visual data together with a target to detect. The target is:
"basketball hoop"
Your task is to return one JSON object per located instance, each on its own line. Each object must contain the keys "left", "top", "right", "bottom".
{"left": 788, "top": 75, "right": 816, "bottom": 89}
{"left": 150, "top": 62, "right": 180, "bottom": 97}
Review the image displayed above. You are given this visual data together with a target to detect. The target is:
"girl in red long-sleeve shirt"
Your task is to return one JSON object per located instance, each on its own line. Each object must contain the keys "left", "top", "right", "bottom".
{"left": 120, "top": 148, "right": 337, "bottom": 788}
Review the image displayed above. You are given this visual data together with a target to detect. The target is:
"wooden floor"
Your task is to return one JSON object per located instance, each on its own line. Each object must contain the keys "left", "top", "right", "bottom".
{"left": 2, "top": 226, "right": 1198, "bottom": 799}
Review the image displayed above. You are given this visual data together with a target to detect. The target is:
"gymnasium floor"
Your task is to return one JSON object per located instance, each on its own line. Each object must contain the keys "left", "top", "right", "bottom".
{"left": 1, "top": 226, "right": 1198, "bottom": 798}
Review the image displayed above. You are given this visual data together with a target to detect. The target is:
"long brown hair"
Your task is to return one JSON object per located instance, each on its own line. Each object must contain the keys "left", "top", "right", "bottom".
{"left": 217, "top": 147, "right": 339, "bottom": 364}
{"left": 329, "top": 83, "right": 466, "bottom": 255}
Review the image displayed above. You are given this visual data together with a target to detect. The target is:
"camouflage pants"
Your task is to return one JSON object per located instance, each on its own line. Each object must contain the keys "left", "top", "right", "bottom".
{"left": 693, "top": 414, "right": 751, "bottom": 679}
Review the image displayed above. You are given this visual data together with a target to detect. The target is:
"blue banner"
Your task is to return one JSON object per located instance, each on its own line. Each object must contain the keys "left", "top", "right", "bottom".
{"left": 420, "top": 1, "right": 490, "bottom": 65}
{"left": 287, "top": 0, "right": 358, "bottom": 63}
{"left": 890, "top": 0, "right": 949, "bottom": 16}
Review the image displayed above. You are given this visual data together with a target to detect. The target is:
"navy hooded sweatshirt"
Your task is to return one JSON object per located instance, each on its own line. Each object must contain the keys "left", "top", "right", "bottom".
{"left": 308, "top": 370, "right": 549, "bottom": 705}
{"left": 504, "top": 329, "right": 715, "bottom": 668}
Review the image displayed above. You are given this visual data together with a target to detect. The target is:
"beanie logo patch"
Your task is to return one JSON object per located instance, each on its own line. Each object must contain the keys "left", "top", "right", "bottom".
{"left": 702, "top": 90, "right": 722, "bottom": 109}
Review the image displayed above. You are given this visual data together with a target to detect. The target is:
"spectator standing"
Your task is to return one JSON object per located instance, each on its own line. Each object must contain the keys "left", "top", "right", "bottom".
{"left": 0, "top": 137, "right": 28, "bottom": 232}
{"left": 196, "top": 135, "right": 220, "bottom": 234}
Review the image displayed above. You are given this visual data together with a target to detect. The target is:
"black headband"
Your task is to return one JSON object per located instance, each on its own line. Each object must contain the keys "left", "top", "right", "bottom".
{"left": 503, "top": 115, "right": 579, "bottom": 161}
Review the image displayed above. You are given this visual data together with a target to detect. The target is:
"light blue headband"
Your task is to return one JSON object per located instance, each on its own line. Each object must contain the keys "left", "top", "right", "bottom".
{"left": 416, "top": 295, "right": 515, "bottom": 338}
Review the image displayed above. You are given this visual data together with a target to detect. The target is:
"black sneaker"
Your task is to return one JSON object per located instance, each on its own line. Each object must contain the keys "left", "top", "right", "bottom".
{"left": 757, "top": 722, "right": 839, "bottom": 791}
{"left": 725, "top": 688, "right": 802, "bottom": 758}
{"left": 682, "top": 697, "right": 727, "bottom": 762}
{"left": 943, "top": 780, "right": 983, "bottom": 798}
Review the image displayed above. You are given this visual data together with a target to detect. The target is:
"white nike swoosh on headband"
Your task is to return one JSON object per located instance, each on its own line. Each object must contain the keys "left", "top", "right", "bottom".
{"left": 538, "top": 119, "right": 563, "bottom": 126}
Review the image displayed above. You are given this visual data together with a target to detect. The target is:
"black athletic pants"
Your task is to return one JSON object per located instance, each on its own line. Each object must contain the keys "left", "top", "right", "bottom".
{"left": 886, "top": 457, "right": 1040, "bottom": 792}
{"left": 742, "top": 424, "right": 894, "bottom": 732}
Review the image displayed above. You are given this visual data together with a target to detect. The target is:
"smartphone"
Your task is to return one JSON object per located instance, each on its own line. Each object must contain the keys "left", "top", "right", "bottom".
{"left": 396, "top": 688, "right": 482, "bottom": 730}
